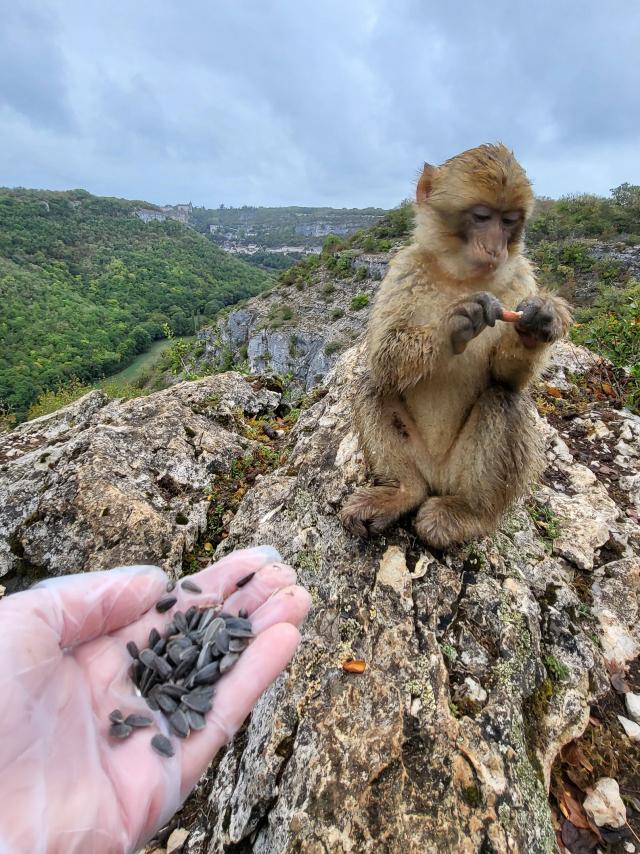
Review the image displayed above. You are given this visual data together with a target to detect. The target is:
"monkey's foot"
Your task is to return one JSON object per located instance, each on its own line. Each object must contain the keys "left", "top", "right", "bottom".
{"left": 340, "top": 485, "right": 420, "bottom": 538}
{"left": 414, "top": 496, "right": 489, "bottom": 549}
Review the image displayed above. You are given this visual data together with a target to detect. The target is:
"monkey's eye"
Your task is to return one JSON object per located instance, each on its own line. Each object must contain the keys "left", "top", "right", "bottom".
{"left": 502, "top": 212, "right": 521, "bottom": 226}
{"left": 471, "top": 210, "right": 492, "bottom": 223}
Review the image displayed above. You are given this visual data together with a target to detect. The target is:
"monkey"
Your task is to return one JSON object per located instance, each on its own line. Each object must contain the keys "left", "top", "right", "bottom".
{"left": 340, "top": 144, "right": 571, "bottom": 549}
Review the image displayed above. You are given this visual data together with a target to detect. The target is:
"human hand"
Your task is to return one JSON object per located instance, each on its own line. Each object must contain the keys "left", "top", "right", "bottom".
{"left": 0, "top": 547, "right": 310, "bottom": 854}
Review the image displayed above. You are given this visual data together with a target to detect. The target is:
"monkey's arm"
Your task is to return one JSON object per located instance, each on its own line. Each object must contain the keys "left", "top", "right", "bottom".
{"left": 491, "top": 292, "right": 572, "bottom": 391}
{"left": 369, "top": 322, "right": 440, "bottom": 391}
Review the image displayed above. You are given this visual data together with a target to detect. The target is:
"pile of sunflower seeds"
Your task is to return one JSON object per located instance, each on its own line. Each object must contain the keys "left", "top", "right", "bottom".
{"left": 108, "top": 576, "right": 255, "bottom": 758}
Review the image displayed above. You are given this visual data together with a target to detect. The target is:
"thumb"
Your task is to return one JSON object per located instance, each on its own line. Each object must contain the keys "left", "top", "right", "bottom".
{"left": 24, "top": 565, "right": 168, "bottom": 648}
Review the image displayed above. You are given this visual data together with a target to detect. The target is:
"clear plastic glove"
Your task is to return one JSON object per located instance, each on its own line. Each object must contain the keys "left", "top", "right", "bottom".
{"left": 0, "top": 546, "right": 311, "bottom": 854}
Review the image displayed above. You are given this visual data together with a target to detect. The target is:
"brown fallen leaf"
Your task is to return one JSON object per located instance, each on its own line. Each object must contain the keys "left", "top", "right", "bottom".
{"left": 563, "top": 742, "right": 594, "bottom": 774}
{"left": 546, "top": 385, "right": 563, "bottom": 398}
{"left": 559, "top": 788, "right": 591, "bottom": 829}
{"left": 601, "top": 382, "right": 615, "bottom": 397}
{"left": 342, "top": 659, "right": 366, "bottom": 674}
{"left": 611, "top": 671, "right": 630, "bottom": 694}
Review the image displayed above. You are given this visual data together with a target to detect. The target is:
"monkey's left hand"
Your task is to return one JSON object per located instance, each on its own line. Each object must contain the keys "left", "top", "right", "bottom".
{"left": 514, "top": 295, "right": 570, "bottom": 348}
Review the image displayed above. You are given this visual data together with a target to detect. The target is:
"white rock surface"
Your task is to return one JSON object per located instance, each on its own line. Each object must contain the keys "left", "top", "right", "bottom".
{"left": 583, "top": 777, "right": 627, "bottom": 828}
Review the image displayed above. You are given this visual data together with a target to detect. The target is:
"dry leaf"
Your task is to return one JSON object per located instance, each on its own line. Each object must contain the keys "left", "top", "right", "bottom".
{"left": 601, "top": 382, "right": 615, "bottom": 397}
{"left": 559, "top": 788, "right": 591, "bottom": 829}
{"left": 564, "top": 743, "right": 594, "bottom": 774}
{"left": 342, "top": 659, "right": 366, "bottom": 674}
{"left": 611, "top": 671, "right": 631, "bottom": 694}
{"left": 546, "top": 385, "right": 563, "bottom": 398}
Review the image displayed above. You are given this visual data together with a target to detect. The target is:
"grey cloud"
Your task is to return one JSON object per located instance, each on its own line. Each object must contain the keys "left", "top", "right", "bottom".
{"left": 0, "top": 5, "right": 75, "bottom": 132}
{"left": 0, "top": 0, "right": 638, "bottom": 206}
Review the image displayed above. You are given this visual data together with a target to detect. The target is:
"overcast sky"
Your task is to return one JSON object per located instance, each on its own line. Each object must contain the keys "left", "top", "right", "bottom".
{"left": 1, "top": 1, "right": 639, "bottom": 209}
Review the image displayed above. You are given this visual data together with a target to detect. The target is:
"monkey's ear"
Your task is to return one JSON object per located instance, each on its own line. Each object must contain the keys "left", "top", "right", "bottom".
{"left": 416, "top": 163, "right": 436, "bottom": 205}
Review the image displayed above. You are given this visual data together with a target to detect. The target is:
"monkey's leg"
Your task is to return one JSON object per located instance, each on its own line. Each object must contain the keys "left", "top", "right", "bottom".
{"left": 340, "top": 477, "right": 427, "bottom": 538}
{"left": 414, "top": 386, "right": 543, "bottom": 549}
{"left": 340, "top": 391, "right": 428, "bottom": 538}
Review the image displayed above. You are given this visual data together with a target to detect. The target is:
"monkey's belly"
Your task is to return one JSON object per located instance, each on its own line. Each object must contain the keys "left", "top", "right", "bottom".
{"left": 402, "top": 363, "right": 491, "bottom": 488}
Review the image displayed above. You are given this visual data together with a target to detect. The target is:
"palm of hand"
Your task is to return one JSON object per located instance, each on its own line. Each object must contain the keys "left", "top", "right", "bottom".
{"left": 0, "top": 548, "right": 309, "bottom": 854}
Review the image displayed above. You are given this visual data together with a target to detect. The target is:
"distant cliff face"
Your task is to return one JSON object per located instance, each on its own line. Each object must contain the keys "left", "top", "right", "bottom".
{"left": 196, "top": 252, "right": 390, "bottom": 389}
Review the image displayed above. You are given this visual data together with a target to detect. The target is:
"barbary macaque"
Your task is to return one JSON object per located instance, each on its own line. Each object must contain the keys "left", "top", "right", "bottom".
{"left": 340, "top": 144, "right": 571, "bottom": 548}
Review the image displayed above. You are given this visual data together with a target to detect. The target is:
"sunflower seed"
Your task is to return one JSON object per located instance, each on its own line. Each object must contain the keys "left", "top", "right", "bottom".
{"left": 124, "top": 714, "right": 153, "bottom": 728}
{"left": 238, "top": 608, "right": 248, "bottom": 619}
{"left": 126, "top": 641, "right": 139, "bottom": 659}
{"left": 163, "top": 620, "right": 177, "bottom": 637}
{"left": 179, "top": 646, "right": 199, "bottom": 665}
{"left": 197, "top": 608, "right": 218, "bottom": 630}
{"left": 160, "top": 683, "right": 187, "bottom": 700}
{"left": 151, "top": 733, "right": 174, "bottom": 758}
{"left": 186, "top": 709, "right": 206, "bottom": 730}
{"left": 166, "top": 580, "right": 176, "bottom": 592}
{"left": 194, "top": 662, "right": 220, "bottom": 685}
{"left": 109, "top": 722, "right": 133, "bottom": 739}
{"left": 156, "top": 596, "right": 177, "bottom": 613}
{"left": 148, "top": 628, "right": 161, "bottom": 647}
{"left": 169, "top": 709, "right": 190, "bottom": 738}
{"left": 145, "top": 692, "right": 160, "bottom": 712}
{"left": 167, "top": 638, "right": 192, "bottom": 664}
{"left": 236, "top": 571, "right": 256, "bottom": 588}
{"left": 152, "top": 638, "right": 167, "bottom": 656}
{"left": 129, "top": 660, "right": 143, "bottom": 686}
{"left": 184, "top": 605, "right": 197, "bottom": 625}
{"left": 140, "top": 667, "right": 157, "bottom": 696}
{"left": 140, "top": 649, "right": 173, "bottom": 680}
{"left": 227, "top": 628, "right": 254, "bottom": 639}
{"left": 109, "top": 709, "right": 124, "bottom": 723}
{"left": 196, "top": 643, "right": 213, "bottom": 670}
{"left": 172, "top": 656, "right": 196, "bottom": 681}
{"left": 224, "top": 616, "right": 253, "bottom": 632}
{"left": 181, "top": 579, "right": 203, "bottom": 594}
{"left": 174, "top": 611, "right": 189, "bottom": 634}
{"left": 156, "top": 692, "right": 178, "bottom": 714}
{"left": 214, "top": 628, "right": 230, "bottom": 655}
{"left": 203, "top": 617, "right": 225, "bottom": 646}
{"left": 219, "top": 652, "right": 240, "bottom": 674}
{"left": 229, "top": 638, "right": 249, "bottom": 653}
{"left": 182, "top": 691, "right": 213, "bottom": 714}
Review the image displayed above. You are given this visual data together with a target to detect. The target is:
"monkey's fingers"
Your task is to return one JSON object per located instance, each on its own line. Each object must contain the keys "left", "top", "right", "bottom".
{"left": 499, "top": 309, "right": 523, "bottom": 323}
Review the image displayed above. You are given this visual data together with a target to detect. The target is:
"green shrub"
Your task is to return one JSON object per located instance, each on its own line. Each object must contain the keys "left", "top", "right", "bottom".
{"left": 27, "top": 378, "right": 92, "bottom": 420}
{"left": 571, "top": 279, "right": 640, "bottom": 411}
{"left": 331, "top": 308, "right": 345, "bottom": 320}
{"left": 350, "top": 293, "right": 370, "bottom": 311}
{"left": 355, "top": 266, "right": 368, "bottom": 281}
{"left": 325, "top": 340, "right": 344, "bottom": 355}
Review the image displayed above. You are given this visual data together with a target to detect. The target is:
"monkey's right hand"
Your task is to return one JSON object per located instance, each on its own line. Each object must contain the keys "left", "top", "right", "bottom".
{"left": 449, "top": 291, "right": 505, "bottom": 354}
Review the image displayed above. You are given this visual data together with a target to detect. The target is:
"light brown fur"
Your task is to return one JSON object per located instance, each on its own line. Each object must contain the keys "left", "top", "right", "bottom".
{"left": 340, "top": 144, "right": 571, "bottom": 548}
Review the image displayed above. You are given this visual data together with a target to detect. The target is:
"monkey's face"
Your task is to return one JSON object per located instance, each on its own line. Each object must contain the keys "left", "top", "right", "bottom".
{"left": 459, "top": 205, "right": 523, "bottom": 273}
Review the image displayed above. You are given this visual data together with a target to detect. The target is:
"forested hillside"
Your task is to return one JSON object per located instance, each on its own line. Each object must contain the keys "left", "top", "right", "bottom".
{"left": 0, "top": 189, "right": 270, "bottom": 416}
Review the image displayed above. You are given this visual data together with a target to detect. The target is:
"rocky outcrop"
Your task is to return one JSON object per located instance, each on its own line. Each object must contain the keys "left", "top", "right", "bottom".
{"left": 1, "top": 342, "right": 639, "bottom": 852}
{"left": 0, "top": 374, "right": 279, "bottom": 587}
{"left": 196, "top": 255, "right": 387, "bottom": 389}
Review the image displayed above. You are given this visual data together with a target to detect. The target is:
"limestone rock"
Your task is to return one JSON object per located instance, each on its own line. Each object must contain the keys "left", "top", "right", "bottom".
{"left": 617, "top": 715, "right": 640, "bottom": 742}
{"left": 1, "top": 338, "right": 639, "bottom": 853}
{"left": 0, "top": 374, "right": 279, "bottom": 585}
{"left": 167, "top": 828, "right": 190, "bottom": 854}
{"left": 583, "top": 777, "right": 627, "bottom": 828}
{"left": 626, "top": 692, "right": 640, "bottom": 723}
